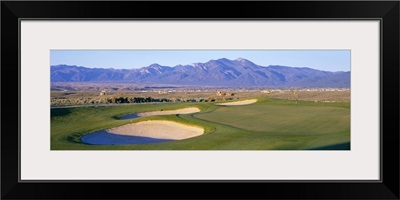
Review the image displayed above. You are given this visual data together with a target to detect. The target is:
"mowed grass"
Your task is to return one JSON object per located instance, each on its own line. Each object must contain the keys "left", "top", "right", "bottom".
{"left": 194, "top": 104, "right": 350, "bottom": 135}
{"left": 51, "top": 98, "right": 350, "bottom": 150}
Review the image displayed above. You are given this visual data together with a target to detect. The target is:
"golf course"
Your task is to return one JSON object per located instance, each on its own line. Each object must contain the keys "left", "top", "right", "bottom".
{"left": 51, "top": 97, "right": 350, "bottom": 150}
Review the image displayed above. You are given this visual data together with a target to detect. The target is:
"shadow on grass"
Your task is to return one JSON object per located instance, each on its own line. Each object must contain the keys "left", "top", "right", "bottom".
{"left": 66, "top": 132, "right": 85, "bottom": 144}
{"left": 308, "top": 142, "right": 350, "bottom": 150}
{"left": 51, "top": 108, "right": 71, "bottom": 117}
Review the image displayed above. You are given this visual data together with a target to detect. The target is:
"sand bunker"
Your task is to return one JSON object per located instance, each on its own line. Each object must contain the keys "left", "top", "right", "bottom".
{"left": 120, "top": 107, "right": 200, "bottom": 120}
{"left": 108, "top": 120, "right": 204, "bottom": 139}
{"left": 216, "top": 99, "right": 257, "bottom": 106}
{"left": 138, "top": 107, "right": 200, "bottom": 117}
{"left": 81, "top": 120, "right": 204, "bottom": 145}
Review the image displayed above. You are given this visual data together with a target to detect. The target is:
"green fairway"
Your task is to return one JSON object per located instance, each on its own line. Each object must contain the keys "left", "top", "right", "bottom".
{"left": 51, "top": 98, "right": 350, "bottom": 150}
{"left": 194, "top": 104, "right": 350, "bottom": 135}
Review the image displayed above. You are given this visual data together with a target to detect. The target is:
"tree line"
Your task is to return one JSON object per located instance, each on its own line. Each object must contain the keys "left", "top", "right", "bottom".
{"left": 50, "top": 96, "right": 233, "bottom": 106}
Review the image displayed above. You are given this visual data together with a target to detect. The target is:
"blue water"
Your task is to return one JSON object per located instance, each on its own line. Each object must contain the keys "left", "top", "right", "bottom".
{"left": 81, "top": 130, "right": 174, "bottom": 145}
{"left": 120, "top": 113, "right": 140, "bottom": 120}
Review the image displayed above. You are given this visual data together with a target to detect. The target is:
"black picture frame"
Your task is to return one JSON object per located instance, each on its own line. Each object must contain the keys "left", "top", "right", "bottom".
{"left": 1, "top": 1, "right": 399, "bottom": 199}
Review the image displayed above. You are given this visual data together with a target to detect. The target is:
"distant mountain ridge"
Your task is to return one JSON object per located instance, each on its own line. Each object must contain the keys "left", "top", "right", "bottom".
{"left": 51, "top": 58, "right": 350, "bottom": 88}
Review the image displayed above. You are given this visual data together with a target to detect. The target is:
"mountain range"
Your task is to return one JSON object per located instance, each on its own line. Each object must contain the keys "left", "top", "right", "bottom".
{"left": 51, "top": 58, "right": 350, "bottom": 88}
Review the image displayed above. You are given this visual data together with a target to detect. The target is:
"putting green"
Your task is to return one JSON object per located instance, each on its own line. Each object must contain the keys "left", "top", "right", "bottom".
{"left": 194, "top": 104, "right": 350, "bottom": 135}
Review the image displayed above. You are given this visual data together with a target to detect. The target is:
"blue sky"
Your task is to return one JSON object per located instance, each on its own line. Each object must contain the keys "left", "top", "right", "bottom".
{"left": 50, "top": 50, "right": 350, "bottom": 72}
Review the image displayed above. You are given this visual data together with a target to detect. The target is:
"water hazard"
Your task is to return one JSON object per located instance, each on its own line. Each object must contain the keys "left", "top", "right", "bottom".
{"left": 81, "top": 130, "right": 173, "bottom": 145}
{"left": 119, "top": 113, "right": 140, "bottom": 120}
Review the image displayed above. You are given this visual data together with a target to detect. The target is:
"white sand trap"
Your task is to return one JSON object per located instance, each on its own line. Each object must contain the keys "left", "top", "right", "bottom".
{"left": 137, "top": 107, "right": 200, "bottom": 117}
{"left": 216, "top": 99, "right": 257, "bottom": 106}
{"left": 107, "top": 120, "right": 204, "bottom": 140}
